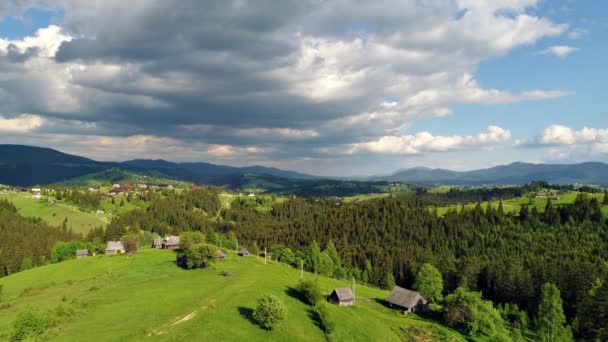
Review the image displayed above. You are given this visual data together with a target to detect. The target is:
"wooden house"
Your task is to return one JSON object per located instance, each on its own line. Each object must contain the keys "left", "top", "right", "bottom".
{"left": 386, "top": 286, "right": 428, "bottom": 314}
{"left": 152, "top": 237, "right": 163, "bottom": 249}
{"left": 328, "top": 288, "right": 355, "bottom": 306}
{"left": 105, "top": 241, "right": 126, "bottom": 255}
{"left": 217, "top": 250, "right": 227, "bottom": 261}
{"left": 163, "top": 236, "right": 180, "bottom": 250}
{"left": 76, "top": 249, "right": 89, "bottom": 258}
{"left": 238, "top": 248, "right": 250, "bottom": 256}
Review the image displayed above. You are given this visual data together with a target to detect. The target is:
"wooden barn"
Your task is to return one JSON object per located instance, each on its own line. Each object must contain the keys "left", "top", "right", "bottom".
{"left": 152, "top": 237, "right": 163, "bottom": 249}
{"left": 163, "top": 236, "right": 181, "bottom": 250}
{"left": 328, "top": 288, "right": 355, "bottom": 306}
{"left": 105, "top": 241, "right": 125, "bottom": 255}
{"left": 217, "top": 250, "right": 227, "bottom": 261}
{"left": 386, "top": 286, "right": 428, "bottom": 314}
{"left": 238, "top": 248, "right": 250, "bottom": 256}
{"left": 76, "top": 249, "right": 89, "bottom": 258}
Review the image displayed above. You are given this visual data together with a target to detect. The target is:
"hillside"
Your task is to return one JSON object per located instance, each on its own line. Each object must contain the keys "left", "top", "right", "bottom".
{"left": 0, "top": 249, "right": 466, "bottom": 341}
{"left": 386, "top": 162, "right": 608, "bottom": 186}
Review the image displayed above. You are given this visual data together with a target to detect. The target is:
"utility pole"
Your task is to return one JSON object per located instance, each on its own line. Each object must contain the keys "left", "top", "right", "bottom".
{"left": 264, "top": 247, "right": 267, "bottom": 264}
{"left": 352, "top": 275, "right": 356, "bottom": 305}
{"left": 300, "top": 259, "right": 304, "bottom": 280}
{"left": 236, "top": 238, "right": 239, "bottom": 252}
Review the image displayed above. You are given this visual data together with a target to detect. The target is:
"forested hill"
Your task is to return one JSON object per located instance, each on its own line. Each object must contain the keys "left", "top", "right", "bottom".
{"left": 0, "top": 145, "right": 315, "bottom": 187}
{"left": 385, "top": 161, "right": 608, "bottom": 186}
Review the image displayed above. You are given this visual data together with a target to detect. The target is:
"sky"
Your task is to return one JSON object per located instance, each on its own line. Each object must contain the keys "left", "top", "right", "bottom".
{"left": 0, "top": 0, "right": 606, "bottom": 176}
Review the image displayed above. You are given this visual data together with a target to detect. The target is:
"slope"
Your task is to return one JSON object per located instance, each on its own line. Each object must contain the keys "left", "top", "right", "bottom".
{"left": 0, "top": 249, "right": 466, "bottom": 341}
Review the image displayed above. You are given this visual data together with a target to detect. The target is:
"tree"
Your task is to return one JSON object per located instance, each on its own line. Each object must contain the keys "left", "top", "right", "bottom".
{"left": 576, "top": 275, "right": 608, "bottom": 340}
{"left": 252, "top": 294, "right": 286, "bottom": 330}
{"left": 280, "top": 248, "right": 296, "bottom": 266}
{"left": 180, "top": 231, "right": 205, "bottom": 250}
{"left": 445, "top": 287, "right": 510, "bottom": 340}
{"left": 413, "top": 263, "right": 444, "bottom": 303}
{"left": 537, "top": 283, "right": 573, "bottom": 342}
{"left": 383, "top": 272, "right": 396, "bottom": 290}
{"left": 325, "top": 240, "right": 346, "bottom": 279}
{"left": 184, "top": 243, "right": 217, "bottom": 269}
{"left": 121, "top": 234, "right": 139, "bottom": 253}
{"left": 318, "top": 252, "right": 334, "bottom": 277}
{"left": 306, "top": 241, "right": 321, "bottom": 274}
{"left": 296, "top": 279, "right": 323, "bottom": 306}
{"left": 603, "top": 191, "right": 608, "bottom": 205}
{"left": 50, "top": 241, "right": 82, "bottom": 263}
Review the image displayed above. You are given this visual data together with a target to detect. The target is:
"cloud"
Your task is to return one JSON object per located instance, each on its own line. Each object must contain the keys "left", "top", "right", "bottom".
{"left": 322, "top": 126, "right": 511, "bottom": 155}
{"left": 538, "top": 45, "right": 578, "bottom": 58}
{"left": 0, "top": 114, "right": 44, "bottom": 132}
{"left": 0, "top": 0, "right": 573, "bottom": 173}
{"left": 567, "top": 28, "right": 589, "bottom": 40}
{"left": 515, "top": 126, "right": 608, "bottom": 158}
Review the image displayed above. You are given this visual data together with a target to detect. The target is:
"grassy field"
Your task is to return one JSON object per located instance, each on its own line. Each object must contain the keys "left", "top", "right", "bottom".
{"left": 0, "top": 249, "right": 468, "bottom": 341}
{"left": 434, "top": 191, "right": 608, "bottom": 216}
{"left": 0, "top": 192, "right": 108, "bottom": 234}
{"left": 0, "top": 192, "right": 148, "bottom": 235}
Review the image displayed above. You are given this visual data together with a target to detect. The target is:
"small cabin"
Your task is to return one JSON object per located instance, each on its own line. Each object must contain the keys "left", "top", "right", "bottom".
{"left": 105, "top": 241, "right": 125, "bottom": 255}
{"left": 238, "top": 248, "right": 250, "bottom": 257}
{"left": 76, "top": 249, "right": 89, "bottom": 258}
{"left": 163, "top": 236, "right": 180, "bottom": 250}
{"left": 152, "top": 237, "right": 163, "bottom": 249}
{"left": 329, "top": 288, "right": 354, "bottom": 306}
{"left": 31, "top": 188, "right": 41, "bottom": 199}
{"left": 386, "top": 286, "right": 428, "bottom": 314}
{"left": 217, "top": 250, "right": 227, "bottom": 261}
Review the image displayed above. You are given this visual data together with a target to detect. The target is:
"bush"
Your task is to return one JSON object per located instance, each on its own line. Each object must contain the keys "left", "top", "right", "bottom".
{"left": 296, "top": 279, "right": 323, "bottom": 306}
{"left": 50, "top": 241, "right": 83, "bottom": 263}
{"left": 315, "top": 304, "right": 335, "bottom": 335}
{"left": 252, "top": 294, "right": 286, "bottom": 330}
{"left": 184, "top": 243, "right": 216, "bottom": 269}
{"left": 120, "top": 234, "right": 139, "bottom": 253}
{"left": 180, "top": 231, "right": 205, "bottom": 250}
{"left": 11, "top": 309, "right": 48, "bottom": 341}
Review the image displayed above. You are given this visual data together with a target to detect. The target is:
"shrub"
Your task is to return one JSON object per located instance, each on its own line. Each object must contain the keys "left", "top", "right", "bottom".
{"left": 180, "top": 231, "right": 205, "bottom": 250}
{"left": 315, "top": 304, "right": 335, "bottom": 335}
{"left": 252, "top": 294, "right": 286, "bottom": 330}
{"left": 296, "top": 279, "right": 323, "bottom": 306}
{"left": 11, "top": 309, "right": 47, "bottom": 341}
{"left": 184, "top": 243, "right": 216, "bottom": 269}
{"left": 121, "top": 234, "right": 139, "bottom": 253}
{"left": 50, "top": 241, "right": 82, "bottom": 263}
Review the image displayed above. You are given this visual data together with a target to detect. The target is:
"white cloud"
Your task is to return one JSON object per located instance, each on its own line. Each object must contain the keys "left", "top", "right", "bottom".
{"left": 538, "top": 45, "right": 578, "bottom": 58}
{"left": 567, "top": 28, "right": 589, "bottom": 40}
{"left": 516, "top": 125, "right": 608, "bottom": 162}
{"left": 0, "top": 114, "right": 44, "bottom": 132}
{"left": 322, "top": 126, "right": 511, "bottom": 155}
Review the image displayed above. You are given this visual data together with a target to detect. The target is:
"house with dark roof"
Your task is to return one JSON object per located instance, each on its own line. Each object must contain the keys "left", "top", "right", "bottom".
{"left": 386, "top": 286, "right": 428, "bottom": 314}
{"left": 105, "top": 241, "right": 126, "bottom": 255}
{"left": 238, "top": 248, "right": 250, "bottom": 256}
{"left": 76, "top": 249, "right": 89, "bottom": 258}
{"left": 329, "top": 288, "right": 354, "bottom": 306}
{"left": 217, "top": 250, "right": 227, "bottom": 261}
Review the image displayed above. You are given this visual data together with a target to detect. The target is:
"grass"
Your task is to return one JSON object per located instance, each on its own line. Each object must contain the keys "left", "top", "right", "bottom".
{"left": 0, "top": 249, "right": 467, "bottom": 341}
{"left": 434, "top": 191, "right": 608, "bottom": 216}
{"left": 0, "top": 193, "right": 107, "bottom": 234}
{"left": 0, "top": 192, "right": 148, "bottom": 235}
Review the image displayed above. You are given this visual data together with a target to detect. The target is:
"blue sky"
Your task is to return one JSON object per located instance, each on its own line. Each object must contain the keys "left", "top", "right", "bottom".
{"left": 0, "top": 0, "right": 606, "bottom": 175}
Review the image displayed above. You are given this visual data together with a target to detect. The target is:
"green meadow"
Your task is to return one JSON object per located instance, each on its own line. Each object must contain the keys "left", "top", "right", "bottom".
{"left": 434, "top": 191, "right": 608, "bottom": 216}
{"left": 0, "top": 249, "right": 467, "bottom": 341}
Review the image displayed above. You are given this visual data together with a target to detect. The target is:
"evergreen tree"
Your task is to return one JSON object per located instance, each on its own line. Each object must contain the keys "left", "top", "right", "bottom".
{"left": 537, "top": 283, "right": 573, "bottom": 342}
{"left": 413, "top": 263, "right": 444, "bottom": 303}
{"left": 318, "top": 251, "right": 334, "bottom": 277}
{"left": 603, "top": 191, "right": 608, "bottom": 205}
{"left": 306, "top": 241, "right": 321, "bottom": 274}
{"left": 325, "top": 240, "right": 346, "bottom": 279}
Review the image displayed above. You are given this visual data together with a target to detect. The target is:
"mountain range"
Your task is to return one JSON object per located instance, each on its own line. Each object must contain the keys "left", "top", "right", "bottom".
{"left": 1, "top": 144, "right": 607, "bottom": 188}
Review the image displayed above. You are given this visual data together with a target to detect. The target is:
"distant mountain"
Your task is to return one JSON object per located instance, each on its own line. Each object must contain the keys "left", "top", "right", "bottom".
{"left": 0, "top": 145, "right": 316, "bottom": 187}
{"left": 385, "top": 162, "right": 608, "bottom": 186}
{"left": 0, "top": 145, "right": 111, "bottom": 186}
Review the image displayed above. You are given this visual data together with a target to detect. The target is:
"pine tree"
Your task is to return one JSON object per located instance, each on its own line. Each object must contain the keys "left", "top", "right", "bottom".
{"left": 537, "top": 283, "right": 573, "bottom": 342}
{"left": 603, "top": 191, "right": 608, "bottom": 205}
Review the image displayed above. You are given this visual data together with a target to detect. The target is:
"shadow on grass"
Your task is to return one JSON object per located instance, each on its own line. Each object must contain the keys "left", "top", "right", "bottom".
{"left": 237, "top": 306, "right": 257, "bottom": 326}
{"left": 306, "top": 308, "right": 323, "bottom": 330}
{"left": 373, "top": 298, "right": 393, "bottom": 309}
{"left": 284, "top": 286, "right": 308, "bottom": 304}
